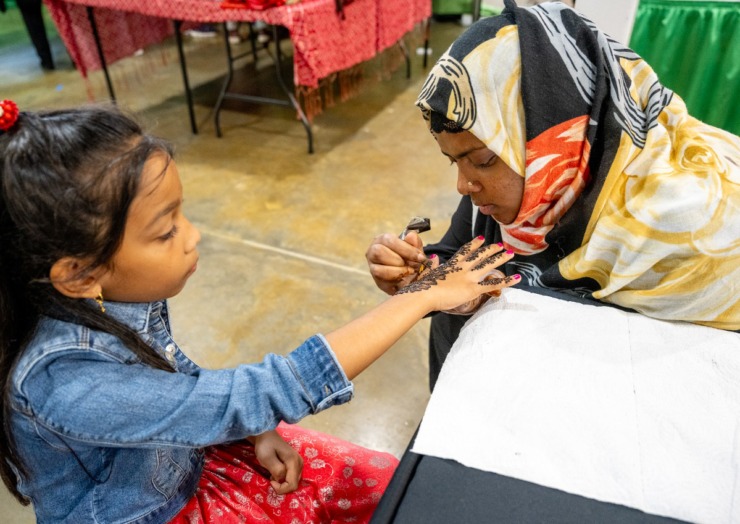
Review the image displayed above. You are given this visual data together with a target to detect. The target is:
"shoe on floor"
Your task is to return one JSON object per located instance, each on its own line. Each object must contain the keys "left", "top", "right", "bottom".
{"left": 186, "top": 24, "right": 217, "bottom": 38}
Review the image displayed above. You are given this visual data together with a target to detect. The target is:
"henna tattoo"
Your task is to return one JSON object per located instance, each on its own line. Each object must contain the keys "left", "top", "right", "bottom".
{"left": 455, "top": 243, "right": 473, "bottom": 260}
{"left": 464, "top": 245, "right": 489, "bottom": 263}
{"left": 396, "top": 239, "right": 481, "bottom": 295}
{"left": 471, "top": 251, "right": 507, "bottom": 271}
{"left": 396, "top": 263, "right": 462, "bottom": 294}
{"left": 478, "top": 277, "right": 505, "bottom": 287}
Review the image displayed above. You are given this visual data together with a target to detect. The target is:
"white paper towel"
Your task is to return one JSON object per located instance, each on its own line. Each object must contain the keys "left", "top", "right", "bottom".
{"left": 412, "top": 288, "right": 740, "bottom": 523}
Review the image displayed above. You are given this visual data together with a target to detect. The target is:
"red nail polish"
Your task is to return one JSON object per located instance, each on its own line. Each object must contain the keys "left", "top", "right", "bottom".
{"left": 497, "top": 242, "right": 504, "bottom": 247}
{"left": 477, "top": 235, "right": 484, "bottom": 240}
{"left": 513, "top": 274, "right": 521, "bottom": 280}
{"left": 429, "top": 254, "right": 437, "bottom": 259}
{"left": 506, "top": 250, "right": 514, "bottom": 255}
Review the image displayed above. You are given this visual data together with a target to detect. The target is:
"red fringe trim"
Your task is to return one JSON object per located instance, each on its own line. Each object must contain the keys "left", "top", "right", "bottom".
{"left": 295, "top": 23, "right": 425, "bottom": 122}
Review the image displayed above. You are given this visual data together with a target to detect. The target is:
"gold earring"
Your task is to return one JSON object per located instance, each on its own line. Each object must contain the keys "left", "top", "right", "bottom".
{"left": 95, "top": 292, "right": 106, "bottom": 313}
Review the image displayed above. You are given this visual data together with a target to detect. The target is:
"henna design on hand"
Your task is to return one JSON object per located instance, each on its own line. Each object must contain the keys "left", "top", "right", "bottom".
{"left": 456, "top": 242, "right": 473, "bottom": 260}
{"left": 464, "top": 245, "right": 488, "bottom": 263}
{"left": 396, "top": 242, "right": 470, "bottom": 295}
{"left": 471, "top": 250, "right": 507, "bottom": 271}
{"left": 479, "top": 277, "right": 505, "bottom": 287}
{"left": 396, "top": 263, "right": 462, "bottom": 294}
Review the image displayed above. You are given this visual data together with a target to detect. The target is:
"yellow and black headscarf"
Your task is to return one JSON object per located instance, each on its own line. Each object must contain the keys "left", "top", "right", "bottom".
{"left": 417, "top": 0, "right": 739, "bottom": 330}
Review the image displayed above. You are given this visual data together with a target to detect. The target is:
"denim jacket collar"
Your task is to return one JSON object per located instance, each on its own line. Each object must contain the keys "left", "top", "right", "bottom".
{"left": 97, "top": 300, "right": 167, "bottom": 334}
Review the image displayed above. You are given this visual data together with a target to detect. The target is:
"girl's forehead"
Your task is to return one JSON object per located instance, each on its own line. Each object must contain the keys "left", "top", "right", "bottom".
{"left": 143, "top": 151, "right": 174, "bottom": 175}
{"left": 128, "top": 158, "right": 182, "bottom": 232}
{"left": 139, "top": 153, "right": 178, "bottom": 194}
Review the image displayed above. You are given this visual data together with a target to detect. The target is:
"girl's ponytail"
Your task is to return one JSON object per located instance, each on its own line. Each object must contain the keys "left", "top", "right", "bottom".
{"left": 0, "top": 103, "right": 33, "bottom": 504}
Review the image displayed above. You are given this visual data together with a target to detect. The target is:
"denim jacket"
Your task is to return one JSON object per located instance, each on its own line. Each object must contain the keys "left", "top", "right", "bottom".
{"left": 8, "top": 300, "right": 354, "bottom": 523}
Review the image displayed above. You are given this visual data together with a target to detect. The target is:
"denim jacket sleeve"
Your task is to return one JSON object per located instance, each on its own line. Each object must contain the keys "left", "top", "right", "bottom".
{"left": 14, "top": 333, "right": 354, "bottom": 448}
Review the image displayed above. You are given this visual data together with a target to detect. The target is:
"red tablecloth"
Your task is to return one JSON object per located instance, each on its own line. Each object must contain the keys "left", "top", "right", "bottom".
{"left": 44, "top": 0, "right": 431, "bottom": 89}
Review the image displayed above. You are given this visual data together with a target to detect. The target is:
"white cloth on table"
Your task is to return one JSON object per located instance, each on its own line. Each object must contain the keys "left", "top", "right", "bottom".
{"left": 412, "top": 288, "right": 740, "bottom": 524}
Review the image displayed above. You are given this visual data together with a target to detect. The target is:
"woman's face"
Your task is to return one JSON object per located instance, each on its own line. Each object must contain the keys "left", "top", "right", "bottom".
{"left": 434, "top": 130, "right": 524, "bottom": 225}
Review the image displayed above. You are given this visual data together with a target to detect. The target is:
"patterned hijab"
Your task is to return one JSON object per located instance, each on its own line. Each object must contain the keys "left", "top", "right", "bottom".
{"left": 417, "top": 0, "right": 739, "bottom": 330}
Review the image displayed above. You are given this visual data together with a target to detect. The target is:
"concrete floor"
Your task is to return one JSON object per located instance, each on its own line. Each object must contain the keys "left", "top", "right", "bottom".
{"left": 1, "top": 16, "right": 467, "bottom": 522}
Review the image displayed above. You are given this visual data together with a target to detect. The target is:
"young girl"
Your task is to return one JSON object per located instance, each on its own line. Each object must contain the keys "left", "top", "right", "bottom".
{"left": 0, "top": 101, "right": 519, "bottom": 524}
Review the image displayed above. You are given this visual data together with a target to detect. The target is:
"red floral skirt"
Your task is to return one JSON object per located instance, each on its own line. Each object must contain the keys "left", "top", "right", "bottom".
{"left": 170, "top": 423, "right": 399, "bottom": 523}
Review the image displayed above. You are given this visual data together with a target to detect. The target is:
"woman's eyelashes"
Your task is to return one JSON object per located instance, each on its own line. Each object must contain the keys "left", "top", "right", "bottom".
{"left": 474, "top": 155, "right": 498, "bottom": 169}
{"left": 445, "top": 154, "right": 497, "bottom": 169}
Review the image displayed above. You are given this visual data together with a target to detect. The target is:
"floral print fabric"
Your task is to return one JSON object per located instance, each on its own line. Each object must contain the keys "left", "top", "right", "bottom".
{"left": 170, "top": 423, "right": 398, "bottom": 523}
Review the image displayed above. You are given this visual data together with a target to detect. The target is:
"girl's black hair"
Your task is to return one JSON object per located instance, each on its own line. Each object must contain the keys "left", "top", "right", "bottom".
{"left": 0, "top": 105, "right": 175, "bottom": 505}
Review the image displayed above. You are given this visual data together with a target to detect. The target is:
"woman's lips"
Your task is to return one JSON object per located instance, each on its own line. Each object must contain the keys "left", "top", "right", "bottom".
{"left": 478, "top": 204, "right": 495, "bottom": 215}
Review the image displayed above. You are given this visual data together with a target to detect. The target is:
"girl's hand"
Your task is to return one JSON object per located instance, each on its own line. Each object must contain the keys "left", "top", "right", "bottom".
{"left": 442, "top": 269, "right": 506, "bottom": 315}
{"left": 250, "top": 430, "right": 303, "bottom": 494}
{"left": 396, "top": 237, "right": 518, "bottom": 312}
{"left": 366, "top": 231, "right": 429, "bottom": 294}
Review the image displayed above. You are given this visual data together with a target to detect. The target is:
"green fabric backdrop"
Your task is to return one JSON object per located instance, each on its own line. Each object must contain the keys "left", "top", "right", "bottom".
{"left": 432, "top": 0, "right": 471, "bottom": 15}
{"left": 432, "top": 0, "right": 499, "bottom": 16}
{"left": 629, "top": 0, "right": 739, "bottom": 135}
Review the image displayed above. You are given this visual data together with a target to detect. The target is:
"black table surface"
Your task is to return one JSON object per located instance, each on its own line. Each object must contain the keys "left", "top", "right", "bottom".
{"left": 371, "top": 449, "right": 689, "bottom": 524}
{"left": 371, "top": 286, "right": 690, "bottom": 524}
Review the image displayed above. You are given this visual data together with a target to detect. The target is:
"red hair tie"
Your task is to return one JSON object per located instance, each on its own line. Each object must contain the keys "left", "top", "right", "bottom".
{"left": 0, "top": 99, "right": 20, "bottom": 132}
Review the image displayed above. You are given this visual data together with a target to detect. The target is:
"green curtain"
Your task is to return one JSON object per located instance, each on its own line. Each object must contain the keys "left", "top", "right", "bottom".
{"left": 432, "top": 0, "right": 472, "bottom": 15}
{"left": 629, "top": 0, "right": 740, "bottom": 135}
{"left": 430, "top": 0, "right": 498, "bottom": 16}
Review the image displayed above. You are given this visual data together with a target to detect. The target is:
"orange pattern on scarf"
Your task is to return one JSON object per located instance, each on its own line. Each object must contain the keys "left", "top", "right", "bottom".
{"left": 503, "top": 115, "right": 591, "bottom": 254}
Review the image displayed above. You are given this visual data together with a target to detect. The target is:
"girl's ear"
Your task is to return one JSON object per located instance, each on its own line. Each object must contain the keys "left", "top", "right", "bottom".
{"left": 49, "top": 257, "right": 104, "bottom": 299}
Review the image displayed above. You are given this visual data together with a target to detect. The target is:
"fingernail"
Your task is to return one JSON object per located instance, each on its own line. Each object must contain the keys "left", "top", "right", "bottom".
{"left": 477, "top": 235, "right": 484, "bottom": 240}
{"left": 497, "top": 242, "right": 504, "bottom": 247}
{"left": 513, "top": 274, "right": 521, "bottom": 280}
{"left": 506, "top": 250, "right": 514, "bottom": 255}
{"left": 429, "top": 254, "right": 437, "bottom": 259}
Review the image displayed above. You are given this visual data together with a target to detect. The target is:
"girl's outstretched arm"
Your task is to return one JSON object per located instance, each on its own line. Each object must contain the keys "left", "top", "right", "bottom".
{"left": 327, "top": 237, "right": 518, "bottom": 379}
{"left": 13, "top": 240, "right": 516, "bottom": 452}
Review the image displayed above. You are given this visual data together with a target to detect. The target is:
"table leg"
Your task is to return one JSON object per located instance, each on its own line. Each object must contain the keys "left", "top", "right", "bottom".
{"left": 398, "top": 38, "right": 411, "bottom": 79}
{"left": 214, "top": 22, "right": 236, "bottom": 138}
{"left": 423, "top": 17, "right": 431, "bottom": 68}
{"left": 272, "top": 25, "right": 313, "bottom": 154}
{"left": 248, "top": 22, "right": 258, "bottom": 63}
{"left": 173, "top": 20, "right": 198, "bottom": 135}
{"left": 86, "top": 6, "right": 115, "bottom": 102}
{"left": 213, "top": 24, "right": 314, "bottom": 154}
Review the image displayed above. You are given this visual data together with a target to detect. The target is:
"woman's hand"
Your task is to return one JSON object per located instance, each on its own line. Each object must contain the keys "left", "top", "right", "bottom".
{"left": 365, "top": 231, "right": 430, "bottom": 294}
{"left": 396, "top": 237, "right": 518, "bottom": 313}
{"left": 249, "top": 430, "right": 303, "bottom": 494}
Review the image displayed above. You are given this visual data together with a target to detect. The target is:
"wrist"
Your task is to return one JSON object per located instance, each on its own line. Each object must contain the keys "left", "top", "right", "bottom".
{"left": 442, "top": 295, "right": 489, "bottom": 315}
{"left": 248, "top": 429, "right": 277, "bottom": 444}
{"left": 392, "top": 286, "right": 438, "bottom": 316}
